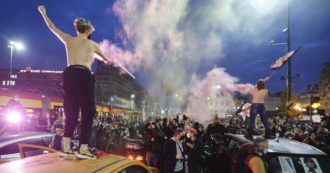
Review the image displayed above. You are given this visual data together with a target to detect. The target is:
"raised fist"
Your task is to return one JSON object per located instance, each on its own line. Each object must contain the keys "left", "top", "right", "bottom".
{"left": 38, "top": 5, "right": 46, "bottom": 14}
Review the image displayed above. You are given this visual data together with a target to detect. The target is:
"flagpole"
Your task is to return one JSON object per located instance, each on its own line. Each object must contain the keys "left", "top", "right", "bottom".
{"left": 286, "top": 0, "right": 292, "bottom": 103}
{"left": 268, "top": 71, "right": 277, "bottom": 79}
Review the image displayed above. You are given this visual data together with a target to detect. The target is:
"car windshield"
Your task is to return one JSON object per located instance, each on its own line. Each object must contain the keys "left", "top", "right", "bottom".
{"left": 267, "top": 154, "right": 330, "bottom": 173}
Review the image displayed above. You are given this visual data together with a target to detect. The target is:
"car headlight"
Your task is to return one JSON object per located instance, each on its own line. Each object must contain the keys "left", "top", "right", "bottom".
{"left": 6, "top": 111, "right": 21, "bottom": 123}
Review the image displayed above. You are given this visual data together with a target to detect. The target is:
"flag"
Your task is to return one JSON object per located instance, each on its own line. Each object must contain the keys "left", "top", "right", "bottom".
{"left": 270, "top": 47, "right": 301, "bottom": 70}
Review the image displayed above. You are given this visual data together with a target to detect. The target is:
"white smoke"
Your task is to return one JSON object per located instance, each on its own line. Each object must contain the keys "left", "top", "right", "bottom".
{"left": 100, "top": 0, "right": 287, "bottom": 122}
{"left": 187, "top": 68, "right": 254, "bottom": 123}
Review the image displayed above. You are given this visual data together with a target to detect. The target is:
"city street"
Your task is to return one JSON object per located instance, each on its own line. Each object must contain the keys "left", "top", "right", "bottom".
{"left": 0, "top": 0, "right": 330, "bottom": 173}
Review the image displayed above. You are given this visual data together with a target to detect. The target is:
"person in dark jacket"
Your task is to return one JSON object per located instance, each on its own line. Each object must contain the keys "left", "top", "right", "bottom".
{"left": 205, "top": 116, "right": 226, "bottom": 139}
{"left": 146, "top": 122, "right": 163, "bottom": 168}
{"left": 162, "top": 128, "right": 187, "bottom": 173}
{"left": 183, "top": 128, "right": 202, "bottom": 173}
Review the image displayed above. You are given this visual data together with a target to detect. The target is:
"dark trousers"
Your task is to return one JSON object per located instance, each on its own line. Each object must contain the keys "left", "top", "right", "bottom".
{"left": 63, "top": 65, "right": 96, "bottom": 145}
{"left": 146, "top": 151, "right": 160, "bottom": 168}
{"left": 174, "top": 170, "right": 184, "bottom": 173}
{"left": 248, "top": 103, "right": 270, "bottom": 132}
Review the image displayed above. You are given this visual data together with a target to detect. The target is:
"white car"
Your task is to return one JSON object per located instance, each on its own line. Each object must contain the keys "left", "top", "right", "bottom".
{"left": 226, "top": 134, "right": 330, "bottom": 173}
{"left": 0, "top": 131, "right": 53, "bottom": 163}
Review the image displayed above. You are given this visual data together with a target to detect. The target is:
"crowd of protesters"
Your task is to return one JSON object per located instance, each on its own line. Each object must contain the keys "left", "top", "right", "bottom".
{"left": 87, "top": 111, "right": 330, "bottom": 173}
{"left": 3, "top": 96, "right": 328, "bottom": 172}
{"left": 2, "top": 99, "right": 330, "bottom": 173}
{"left": 1, "top": 103, "right": 329, "bottom": 172}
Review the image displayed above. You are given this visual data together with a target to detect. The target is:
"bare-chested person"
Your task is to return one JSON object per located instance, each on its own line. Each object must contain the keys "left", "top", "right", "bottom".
{"left": 38, "top": 5, "right": 111, "bottom": 159}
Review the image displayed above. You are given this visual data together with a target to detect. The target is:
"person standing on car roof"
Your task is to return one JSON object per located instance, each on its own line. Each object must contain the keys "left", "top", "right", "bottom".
{"left": 38, "top": 5, "right": 112, "bottom": 159}
{"left": 246, "top": 78, "right": 274, "bottom": 139}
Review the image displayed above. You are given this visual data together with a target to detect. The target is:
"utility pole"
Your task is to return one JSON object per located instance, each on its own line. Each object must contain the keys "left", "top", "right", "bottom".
{"left": 286, "top": 0, "right": 292, "bottom": 103}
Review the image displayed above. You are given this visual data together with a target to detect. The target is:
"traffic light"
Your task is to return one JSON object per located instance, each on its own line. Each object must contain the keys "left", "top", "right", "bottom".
{"left": 310, "top": 96, "right": 321, "bottom": 114}
{"left": 311, "top": 103, "right": 320, "bottom": 109}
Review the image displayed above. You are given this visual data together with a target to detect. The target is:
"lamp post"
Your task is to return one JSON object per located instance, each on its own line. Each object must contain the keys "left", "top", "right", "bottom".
{"left": 269, "top": 0, "right": 292, "bottom": 103}
{"left": 8, "top": 41, "right": 25, "bottom": 78}
{"left": 130, "top": 94, "right": 135, "bottom": 109}
{"left": 286, "top": 0, "right": 292, "bottom": 103}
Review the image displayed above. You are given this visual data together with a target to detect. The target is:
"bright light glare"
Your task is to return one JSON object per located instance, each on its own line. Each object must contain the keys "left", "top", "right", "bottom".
{"left": 293, "top": 105, "right": 301, "bottom": 110}
{"left": 6, "top": 111, "right": 21, "bottom": 123}
{"left": 9, "top": 41, "right": 25, "bottom": 50}
{"left": 14, "top": 42, "right": 25, "bottom": 50}
{"left": 136, "top": 155, "right": 143, "bottom": 161}
{"left": 311, "top": 103, "right": 320, "bottom": 109}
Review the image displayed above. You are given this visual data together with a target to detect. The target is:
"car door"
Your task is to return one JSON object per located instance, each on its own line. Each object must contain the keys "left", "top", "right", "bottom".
{"left": 0, "top": 136, "right": 52, "bottom": 163}
{"left": 266, "top": 154, "right": 330, "bottom": 173}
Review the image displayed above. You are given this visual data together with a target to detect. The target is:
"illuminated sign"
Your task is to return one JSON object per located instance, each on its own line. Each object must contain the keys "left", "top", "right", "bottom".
{"left": 19, "top": 70, "right": 63, "bottom": 74}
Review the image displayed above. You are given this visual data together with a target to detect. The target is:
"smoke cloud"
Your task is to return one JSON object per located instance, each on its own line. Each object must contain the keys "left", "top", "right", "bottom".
{"left": 100, "top": 0, "right": 287, "bottom": 122}
{"left": 188, "top": 68, "right": 254, "bottom": 122}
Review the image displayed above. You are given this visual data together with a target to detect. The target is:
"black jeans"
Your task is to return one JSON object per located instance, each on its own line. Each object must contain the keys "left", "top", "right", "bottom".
{"left": 174, "top": 170, "right": 184, "bottom": 173}
{"left": 63, "top": 65, "right": 96, "bottom": 145}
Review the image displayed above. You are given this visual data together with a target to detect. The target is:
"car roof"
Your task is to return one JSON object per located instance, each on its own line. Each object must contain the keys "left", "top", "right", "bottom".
{"left": 0, "top": 131, "right": 52, "bottom": 148}
{"left": 0, "top": 153, "right": 147, "bottom": 173}
{"left": 227, "top": 134, "right": 327, "bottom": 156}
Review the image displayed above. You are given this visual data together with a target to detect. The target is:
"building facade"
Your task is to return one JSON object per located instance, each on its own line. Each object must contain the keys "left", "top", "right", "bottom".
{"left": 1, "top": 64, "right": 145, "bottom": 111}
{"left": 0, "top": 68, "right": 63, "bottom": 98}
{"left": 319, "top": 63, "right": 330, "bottom": 112}
{"left": 94, "top": 62, "right": 145, "bottom": 110}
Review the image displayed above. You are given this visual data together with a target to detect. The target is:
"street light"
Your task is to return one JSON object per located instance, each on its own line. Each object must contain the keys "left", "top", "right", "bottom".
{"left": 269, "top": 40, "right": 287, "bottom": 46}
{"left": 130, "top": 94, "right": 135, "bottom": 109}
{"left": 8, "top": 41, "right": 25, "bottom": 77}
{"left": 269, "top": 0, "right": 292, "bottom": 104}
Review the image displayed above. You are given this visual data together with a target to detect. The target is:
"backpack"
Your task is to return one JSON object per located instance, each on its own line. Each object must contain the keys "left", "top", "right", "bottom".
{"left": 231, "top": 143, "right": 255, "bottom": 173}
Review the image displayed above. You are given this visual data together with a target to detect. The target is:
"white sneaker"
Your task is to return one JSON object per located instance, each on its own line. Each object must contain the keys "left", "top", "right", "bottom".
{"left": 76, "top": 153, "right": 96, "bottom": 160}
{"left": 76, "top": 144, "right": 96, "bottom": 160}
{"left": 59, "top": 149, "right": 75, "bottom": 158}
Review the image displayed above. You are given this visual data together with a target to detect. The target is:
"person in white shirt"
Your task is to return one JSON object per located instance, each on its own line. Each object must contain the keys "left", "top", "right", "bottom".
{"left": 38, "top": 5, "right": 112, "bottom": 159}
{"left": 238, "top": 102, "right": 252, "bottom": 123}
{"left": 246, "top": 79, "right": 273, "bottom": 139}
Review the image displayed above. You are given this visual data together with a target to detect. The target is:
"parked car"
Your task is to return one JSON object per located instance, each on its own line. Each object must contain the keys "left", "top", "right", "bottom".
{"left": 0, "top": 131, "right": 53, "bottom": 163}
{"left": 226, "top": 134, "right": 330, "bottom": 173}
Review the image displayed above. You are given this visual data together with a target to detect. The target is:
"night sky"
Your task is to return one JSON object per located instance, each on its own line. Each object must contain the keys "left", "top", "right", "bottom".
{"left": 0, "top": 0, "right": 329, "bottom": 94}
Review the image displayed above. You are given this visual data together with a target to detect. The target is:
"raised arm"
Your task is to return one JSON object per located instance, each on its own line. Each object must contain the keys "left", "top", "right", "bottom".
{"left": 93, "top": 42, "right": 112, "bottom": 64}
{"left": 38, "top": 5, "right": 71, "bottom": 43}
